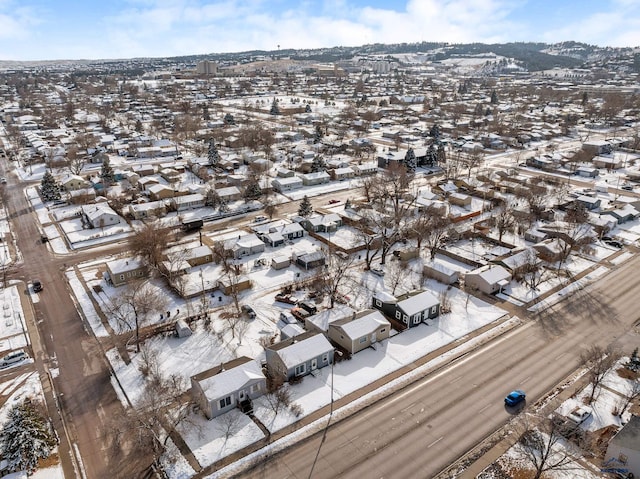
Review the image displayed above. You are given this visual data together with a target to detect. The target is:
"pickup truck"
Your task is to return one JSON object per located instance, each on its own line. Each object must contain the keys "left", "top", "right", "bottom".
{"left": 290, "top": 307, "right": 310, "bottom": 321}
{"left": 275, "top": 293, "right": 298, "bottom": 305}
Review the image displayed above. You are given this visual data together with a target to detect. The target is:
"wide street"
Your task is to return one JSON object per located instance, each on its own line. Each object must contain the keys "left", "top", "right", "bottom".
{"left": 0, "top": 163, "right": 148, "bottom": 477}
{"left": 237, "top": 254, "right": 640, "bottom": 478}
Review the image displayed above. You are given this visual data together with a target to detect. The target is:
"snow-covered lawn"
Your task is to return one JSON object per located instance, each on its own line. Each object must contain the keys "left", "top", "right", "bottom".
{"left": 0, "top": 285, "right": 30, "bottom": 354}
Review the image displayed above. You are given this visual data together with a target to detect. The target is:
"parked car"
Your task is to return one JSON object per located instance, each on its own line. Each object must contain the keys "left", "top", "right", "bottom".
{"left": 568, "top": 406, "right": 592, "bottom": 425}
{"left": 253, "top": 215, "right": 268, "bottom": 223}
{"left": 275, "top": 293, "right": 298, "bottom": 305}
{"left": 0, "top": 177, "right": 6, "bottom": 184}
{"left": 605, "top": 240, "right": 624, "bottom": 248}
{"left": 504, "top": 389, "right": 526, "bottom": 407}
{"left": 241, "top": 304, "right": 256, "bottom": 319}
{"left": 622, "top": 184, "right": 634, "bottom": 191}
{"left": 32, "top": 280, "right": 43, "bottom": 293}
{"left": 328, "top": 199, "right": 340, "bottom": 204}
{"left": 370, "top": 267, "right": 385, "bottom": 277}
{"left": 290, "top": 307, "right": 311, "bottom": 321}
{"left": 0, "top": 350, "right": 28, "bottom": 368}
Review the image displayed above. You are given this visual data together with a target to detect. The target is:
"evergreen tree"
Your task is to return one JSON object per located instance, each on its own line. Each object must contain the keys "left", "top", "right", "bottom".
{"left": 224, "top": 113, "right": 235, "bottom": 125}
{"left": 243, "top": 179, "right": 262, "bottom": 200}
{"left": 344, "top": 198, "right": 351, "bottom": 209}
{"left": 313, "top": 125, "right": 324, "bottom": 144}
{"left": 270, "top": 98, "right": 280, "bottom": 116}
{"left": 207, "top": 139, "right": 220, "bottom": 167}
{"left": 205, "top": 188, "right": 220, "bottom": 208}
{"left": 426, "top": 144, "right": 438, "bottom": 167}
{"left": 100, "top": 157, "right": 115, "bottom": 186}
{"left": 404, "top": 147, "right": 417, "bottom": 171}
{"left": 202, "top": 104, "right": 210, "bottom": 121}
{"left": 581, "top": 92, "right": 589, "bottom": 106}
{"left": 0, "top": 400, "right": 56, "bottom": 474}
{"left": 310, "top": 155, "right": 326, "bottom": 173}
{"left": 490, "top": 90, "right": 499, "bottom": 104}
{"left": 218, "top": 197, "right": 229, "bottom": 213}
{"left": 135, "top": 119, "right": 143, "bottom": 133}
{"left": 437, "top": 143, "right": 446, "bottom": 164}
{"left": 429, "top": 123, "right": 440, "bottom": 140}
{"left": 298, "top": 195, "right": 313, "bottom": 218}
{"left": 305, "top": 103, "right": 312, "bottom": 113}
{"left": 40, "top": 170, "right": 61, "bottom": 201}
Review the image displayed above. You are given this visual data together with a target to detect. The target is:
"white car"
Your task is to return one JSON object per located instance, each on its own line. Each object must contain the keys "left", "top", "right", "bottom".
{"left": 0, "top": 350, "right": 28, "bottom": 368}
{"left": 568, "top": 406, "right": 592, "bottom": 425}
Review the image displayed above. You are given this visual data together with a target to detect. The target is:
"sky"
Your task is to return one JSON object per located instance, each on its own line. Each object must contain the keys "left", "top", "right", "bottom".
{"left": 2, "top": 0, "right": 640, "bottom": 61}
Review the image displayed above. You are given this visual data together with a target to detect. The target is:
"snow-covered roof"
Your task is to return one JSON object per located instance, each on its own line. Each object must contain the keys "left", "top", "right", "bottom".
{"left": 276, "top": 333, "right": 333, "bottom": 368}
{"left": 196, "top": 358, "right": 264, "bottom": 401}
{"left": 334, "top": 310, "right": 390, "bottom": 338}
{"left": 106, "top": 256, "right": 144, "bottom": 274}
{"left": 398, "top": 290, "right": 439, "bottom": 316}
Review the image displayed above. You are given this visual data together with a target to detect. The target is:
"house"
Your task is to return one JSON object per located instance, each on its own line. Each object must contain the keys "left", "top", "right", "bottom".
{"left": 328, "top": 310, "right": 391, "bottom": 354}
{"left": 272, "top": 176, "right": 303, "bottom": 192}
{"left": 138, "top": 176, "right": 161, "bottom": 191}
{"left": 576, "top": 195, "right": 601, "bottom": 210}
{"left": 128, "top": 200, "right": 167, "bottom": 220}
{"left": 59, "top": 174, "right": 88, "bottom": 191}
{"left": 265, "top": 331, "right": 334, "bottom": 382}
{"left": 330, "top": 167, "right": 355, "bottom": 181}
{"left": 604, "top": 415, "right": 640, "bottom": 478}
{"left": 532, "top": 238, "right": 567, "bottom": 262}
{"left": 190, "top": 357, "right": 266, "bottom": 419}
{"left": 353, "top": 162, "right": 378, "bottom": 176}
{"left": 492, "top": 248, "right": 539, "bottom": 277}
{"left": 81, "top": 204, "right": 121, "bottom": 228}
{"left": 300, "top": 171, "right": 331, "bottom": 186}
{"left": 305, "top": 305, "right": 355, "bottom": 334}
{"left": 575, "top": 166, "right": 599, "bottom": 178}
{"left": 464, "top": 265, "right": 512, "bottom": 294}
{"left": 171, "top": 193, "right": 205, "bottom": 211}
{"left": 217, "top": 186, "right": 242, "bottom": 202}
{"left": 222, "top": 233, "right": 266, "bottom": 259}
{"left": 185, "top": 245, "right": 213, "bottom": 267}
{"left": 105, "top": 257, "right": 147, "bottom": 287}
{"left": 147, "top": 183, "right": 175, "bottom": 201}
{"left": 295, "top": 250, "right": 326, "bottom": 270}
{"left": 372, "top": 289, "right": 440, "bottom": 328}
{"left": 297, "top": 213, "right": 342, "bottom": 232}
{"left": 593, "top": 155, "right": 622, "bottom": 170}
{"left": 602, "top": 204, "right": 640, "bottom": 224}
{"left": 583, "top": 140, "right": 612, "bottom": 155}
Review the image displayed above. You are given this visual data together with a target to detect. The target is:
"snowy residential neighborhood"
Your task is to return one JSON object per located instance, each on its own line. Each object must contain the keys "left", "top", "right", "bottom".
{"left": 0, "top": 41, "right": 640, "bottom": 479}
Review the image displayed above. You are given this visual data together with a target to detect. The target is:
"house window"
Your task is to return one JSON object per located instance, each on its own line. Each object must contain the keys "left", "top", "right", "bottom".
{"left": 295, "top": 363, "right": 306, "bottom": 376}
{"left": 403, "top": 317, "right": 408, "bottom": 324}
{"left": 403, "top": 314, "right": 408, "bottom": 322}
{"left": 375, "top": 299, "right": 382, "bottom": 308}
{"left": 395, "top": 311, "right": 401, "bottom": 320}
{"left": 380, "top": 328, "right": 386, "bottom": 333}
{"left": 250, "top": 383, "right": 260, "bottom": 394}
{"left": 119, "top": 274, "right": 125, "bottom": 281}
{"left": 430, "top": 306, "right": 438, "bottom": 315}
{"left": 218, "top": 396, "right": 232, "bottom": 409}
{"left": 413, "top": 316, "right": 421, "bottom": 325}
{"left": 322, "top": 353, "right": 329, "bottom": 363}
{"left": 359, "top": 336, "right": 367, "bottom": 344}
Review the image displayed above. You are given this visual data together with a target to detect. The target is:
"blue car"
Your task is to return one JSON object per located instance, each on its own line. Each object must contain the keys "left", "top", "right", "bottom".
{"left": 504, "top": 390, "right": 526, "bottom": 407}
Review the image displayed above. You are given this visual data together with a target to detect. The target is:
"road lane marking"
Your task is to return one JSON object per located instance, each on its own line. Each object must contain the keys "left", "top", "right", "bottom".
{"left": 521, "top": 375, "right": 531, "bottom": 384}
{"left": 428, "top": 436, "right": 443, "bottom": 448}
{"left": 401, "top": 402, "right": 416, "bottom": 413}
{"left": 479, "top": 404, "right": 491, "bottom": 413}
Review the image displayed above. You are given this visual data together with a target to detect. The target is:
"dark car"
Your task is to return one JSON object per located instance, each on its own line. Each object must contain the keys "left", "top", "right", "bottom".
{"left": 241, "top": 304, "right": 256, "bottom": 319}
{"left": 504, "top": 389, "right": 526, "bottom": 407}
{"left": 32, "top": 280, "right": 43, "bottom": 293}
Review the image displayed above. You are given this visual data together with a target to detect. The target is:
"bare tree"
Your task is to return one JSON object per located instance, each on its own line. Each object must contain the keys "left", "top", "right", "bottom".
{"left": 494, "top": 202, "right": 515, "bottom": 242}
{"left": 129, "top": 220, "right": 172, "bottom": 270}
{"left": 312, "top": 249, "right": 355, "bottom": 308}
{"left": 520, "top": 249, "right": 547, "bottom": 292}
{"left": 106, "top": 279, "right": 168, "bottom": 352}
{"left": 386, "top": 260, "right": 409, "bottom": 296}
{"left": 515, "top": 415, "right": 583, "bottom": 479}
{"left": 580, "top": 345, "right": 620, "bottom": 404}
{"left": 615, "top": 379, "right": 640, "bottom": 417}
{"left": 111, "top": 371, "right": 195, "bottom": 471}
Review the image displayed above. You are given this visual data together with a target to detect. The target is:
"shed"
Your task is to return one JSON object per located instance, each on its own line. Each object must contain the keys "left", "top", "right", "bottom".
{"left": 175, "top": 319, "right": 192, "bottom": 338}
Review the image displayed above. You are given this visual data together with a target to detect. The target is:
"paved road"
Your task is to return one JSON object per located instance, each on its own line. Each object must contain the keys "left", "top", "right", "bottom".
{"left": 0, "top": 166, "right": 149, "bottom": 477}
{"left": 237, "top": 255, "right": 640, "bottom": 479}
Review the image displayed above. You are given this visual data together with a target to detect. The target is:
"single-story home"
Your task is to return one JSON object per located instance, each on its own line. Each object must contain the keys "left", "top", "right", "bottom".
{"left": 265, "top": 331, "right": 334, "bottom": 382}
{"left": 190, "top": 356, "right": 266, "bottom": 419}
{"left": 328, "top": 310, "right": 391, "bottom": 354}
{"left": 372, "top": 289, "right": 440, "bottom": 328}
{"left": 464, "top": 265, "right": 512, "bottom": 294}
{"left": 105, "top": 256, "right": 147, "bottom": 287}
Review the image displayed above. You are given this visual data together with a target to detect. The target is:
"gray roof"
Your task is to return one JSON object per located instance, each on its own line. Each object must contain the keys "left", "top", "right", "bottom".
{"left": 275, "top": 333, "right": 333, "bottom": 368}
{"left": 610, "top": 415, "right": 640, "bottom": 451}
{"left": 397, "top": 290, "right": 439, "bottom": 316}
